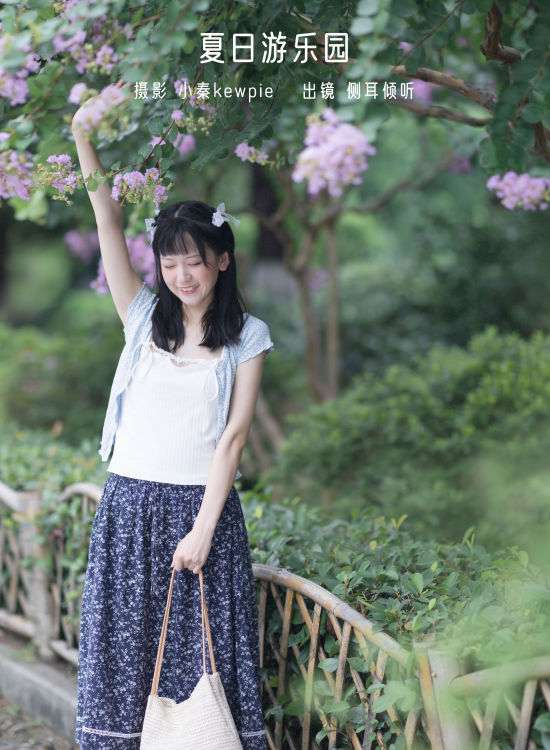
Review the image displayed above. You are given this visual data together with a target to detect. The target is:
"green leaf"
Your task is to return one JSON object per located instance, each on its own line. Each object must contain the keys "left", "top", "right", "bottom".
{"left": 322, "top": 699, "right": 350, "bottom": 713}
{"left": 350, "top": 16, "right": 375, "bottom": 35}
{"left": 318, "top": 657, "right": 339, "bottom": 672}
{"left": 390, "top": 0, "right": 417, "bottom": 18}
{"left": 357, "top": 0, "right": 379, "bottom": 15}
{"left": 411, "top": 572, "right": 424, "bottom": 593}
{"left": 347, "top": 656, "right": 370, "bottom": 670}
{"left": 520, "top": 103, "right": 544, "bottom": 124}
{"left": 372, "top": 692, "right": 396, "bottom": 712}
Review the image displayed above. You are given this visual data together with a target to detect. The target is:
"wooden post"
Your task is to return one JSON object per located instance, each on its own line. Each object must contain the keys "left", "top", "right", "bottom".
{"left": 16, "top": 490, "right": 56, "bottom": 662}
{"left": 414, "top": 636, "right": 476, "bottom": 750}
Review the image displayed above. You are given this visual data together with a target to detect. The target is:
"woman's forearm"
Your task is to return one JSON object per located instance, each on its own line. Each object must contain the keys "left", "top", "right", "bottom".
{"left": 193, "top": 433, "right": 246, "bottom": 537}
{"left": 72, "top": 124, "right": 123, "bottom": 225}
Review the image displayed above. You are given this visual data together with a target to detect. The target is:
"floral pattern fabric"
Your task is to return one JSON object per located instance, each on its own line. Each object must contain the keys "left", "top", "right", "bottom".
{"left": 76, "top": 472, "right": 266, "bottom": 750}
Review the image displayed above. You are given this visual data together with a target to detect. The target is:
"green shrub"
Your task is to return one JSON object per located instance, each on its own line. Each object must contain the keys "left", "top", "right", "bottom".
{"left": 267, "top": 326, "right": 550, "bottom": 556}
{"left": 1, "top": 429, "right": 548, "bottom": 748}
{"left": 0, "top": 316, "right": 123, "bottom": 445}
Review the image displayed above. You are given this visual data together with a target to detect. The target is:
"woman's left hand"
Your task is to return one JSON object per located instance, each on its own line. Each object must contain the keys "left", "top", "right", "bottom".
{"left": 171, "top": 525, "right": 213, "bottom": 574}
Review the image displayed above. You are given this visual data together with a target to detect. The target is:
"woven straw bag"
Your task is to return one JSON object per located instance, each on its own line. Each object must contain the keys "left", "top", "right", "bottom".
{"left": 139, "top": 567, "right": 244, "bottom": 750}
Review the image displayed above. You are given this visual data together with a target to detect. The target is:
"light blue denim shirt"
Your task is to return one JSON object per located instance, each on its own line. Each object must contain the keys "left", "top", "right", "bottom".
{"left": 99, "top": 281, "right": 275, "bottom": 481}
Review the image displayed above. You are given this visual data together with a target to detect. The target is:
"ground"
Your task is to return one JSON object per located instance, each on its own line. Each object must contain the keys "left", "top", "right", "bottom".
{"left": 0, "top": 628, "right": 77, "bottom": 750}
{"left": 0, "top": 695, "right": 76, "bottom": 750}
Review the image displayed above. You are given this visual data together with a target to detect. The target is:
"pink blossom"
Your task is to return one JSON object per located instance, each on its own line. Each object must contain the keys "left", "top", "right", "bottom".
{"left": 292, "top": 109, "right": 376, "bottom": 198}
{"left": 486, "top": 171, "right": 550, "bottom": 210}
{"left": 111, "top": 168, "right": 170, "bottom": 213}
{"left": 449, "top": 153, "right": 472, "bottom": 174}
{"left": 43, "top": 154, "right": 79, "bottom": 196}
{"left": 91, "top": 234, "right": 156, "bottom": 295}
{"left": 65, "top": 229, "right": 99, "bottom": 263}
{"left": 412, "top": 80, "right": 437, "bottom": 104}
{"left": 0, "top": 74, "right": 29, "bottom": 106}
{"left": 0, "top": 148, "right": 34, "bottom": 200}
{"left": 94, "top": 44, "right": 118, "bottom": 73}
{"left": 53, "top": 29, "right": 86, "bottom": 54}
{"left": 90, "top": 257, "right": 109, "bottom": 295}
{"left": 235, "top": 143, "right": 254, "bottom": 160}
{"left": 234, "top": 143, "right": 268, "bottom": 164}
{"left": 174, "top": 132, "right": 195, "bottom": 156}
{"left": 23, "top": 53, "right": 41, "bottom": 74}
{"left": 150, "top": 136, "right": 166, "bottom": 149}
{"left": 69, "top": 82, "right": 88, "bottom": 105}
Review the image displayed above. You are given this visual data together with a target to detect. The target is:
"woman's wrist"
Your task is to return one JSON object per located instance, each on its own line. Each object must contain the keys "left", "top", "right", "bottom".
{"left": 193, "top": 517, "right": 216, "bottom": 538}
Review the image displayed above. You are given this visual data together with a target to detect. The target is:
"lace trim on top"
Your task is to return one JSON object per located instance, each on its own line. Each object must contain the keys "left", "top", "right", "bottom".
{"left": 146, "top": 335, "right": 221, "bottom": 366}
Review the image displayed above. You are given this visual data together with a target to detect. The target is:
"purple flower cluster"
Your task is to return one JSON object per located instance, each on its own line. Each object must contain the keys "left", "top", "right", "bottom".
{"left": 69, "top": 82, "right": 88, "bottom": 105}
{"left": 174, "top": 132, "right": 196, "bottom": 156}
{"left": 90, "top": 258, "right": 109, "bottom": 294}
{"left": 91, "top": 234, "right": 156, "bottom": 295}
{"left": 168, "top": 111, "right": 196, "bottom": 156}
{"left": 52, "top": 12, "right": 129, "bottom": 76}
{"left": 65, "top": 229, "right": 99, "bottom": 263}
{"left": 111, "top": 167, "right": 170, "bottom": 213}
{"left": 235, "top": 143, "right": 269, "bottom": 164}
{"left": 292, "top": 108, "right": 376, "bottom": 198}
{"left": 0, "top": 148, "right": 34, "bottom": 201}
{"left": 45, "top": 154, "right": 79, "bottom": 197}
{"left": 449, "top": 152, "right": 472, "bottom": 174}
{"left": 486, "top": 171, "right": 550, "bottom": 210}
{"left": 0, "top": 30, "right": 42, "bottom": 106}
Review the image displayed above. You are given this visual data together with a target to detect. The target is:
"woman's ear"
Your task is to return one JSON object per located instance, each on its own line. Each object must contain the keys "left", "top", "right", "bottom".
{"left": 220, "top": 251, "right": 231, "bottom": 271}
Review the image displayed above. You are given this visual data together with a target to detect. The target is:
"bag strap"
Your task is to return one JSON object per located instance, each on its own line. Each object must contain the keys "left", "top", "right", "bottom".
{"left": 150, "top": 567, "right": 217, "bottom": 697}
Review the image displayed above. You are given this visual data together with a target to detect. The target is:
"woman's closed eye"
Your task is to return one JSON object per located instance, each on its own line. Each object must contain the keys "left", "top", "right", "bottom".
{"left": 163, "top": 263, "right": 202, "bottom": 268}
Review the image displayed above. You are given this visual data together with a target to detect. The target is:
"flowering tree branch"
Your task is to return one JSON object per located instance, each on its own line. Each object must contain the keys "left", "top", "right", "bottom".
{"left": 390, "top": 97, "right": 492, "bottom": 127}
{"left": 390, "top": 66, "right": 497, "bottom": 112}
{"left": 480, "top": 2, "right": 522, "bottom": 65}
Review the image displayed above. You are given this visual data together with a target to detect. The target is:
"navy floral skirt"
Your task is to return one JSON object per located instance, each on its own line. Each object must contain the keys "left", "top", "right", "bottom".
{"left": 75, "top": 472, "right": 266, "bottom": 750}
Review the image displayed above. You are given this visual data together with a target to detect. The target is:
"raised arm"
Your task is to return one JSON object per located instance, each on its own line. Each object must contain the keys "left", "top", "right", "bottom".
{"left": 71, "top": 99, "right": 142, "bottom": 326}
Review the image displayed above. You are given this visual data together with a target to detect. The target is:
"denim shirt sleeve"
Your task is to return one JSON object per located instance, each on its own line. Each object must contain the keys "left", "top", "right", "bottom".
{"left": 123, "top": 281, "right": 157, "bottom": 343}
{"left": 237, "top": 316, "right": 275, "bottom": 365}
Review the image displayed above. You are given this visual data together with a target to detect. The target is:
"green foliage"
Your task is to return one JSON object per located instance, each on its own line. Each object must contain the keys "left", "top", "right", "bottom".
{"left": 0, "top": 427, "right": 548, "bottom": 746}
{"left": 243, "top": 487, "right": 550, "bottom": 670}
{"left": 266, "top": 326, "right": 550, "bottom": 555}
{"left": 3, "top": 0, "right": 550, "bottom": 195}
{"left": 0, "top": 313, "right": 123, "bottom": 444}
{"left": 0, "top": 423, "right": 106, "bottom": 492}
{"left": 0, "top": 424, "right": 107, "bottom": 628}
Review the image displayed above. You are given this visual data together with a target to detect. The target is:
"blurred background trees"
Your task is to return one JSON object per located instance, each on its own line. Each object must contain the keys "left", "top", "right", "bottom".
{"left": 1, "top": 0, "right": 550, "bottom": 559}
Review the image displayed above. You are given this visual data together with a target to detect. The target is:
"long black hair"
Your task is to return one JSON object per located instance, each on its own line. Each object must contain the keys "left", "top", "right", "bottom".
{"left": 149, "top": 200, "right": 249, "bottom": 354}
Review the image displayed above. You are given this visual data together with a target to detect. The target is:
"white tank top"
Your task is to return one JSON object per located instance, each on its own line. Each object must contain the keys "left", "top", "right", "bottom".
{"left": 108, "top": 334, "right": 220, "bottom": 484}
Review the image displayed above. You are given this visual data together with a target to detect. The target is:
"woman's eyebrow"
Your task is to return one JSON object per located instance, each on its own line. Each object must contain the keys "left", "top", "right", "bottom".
{"left": 162, "top": 253, "right": 201, "bottom": 259}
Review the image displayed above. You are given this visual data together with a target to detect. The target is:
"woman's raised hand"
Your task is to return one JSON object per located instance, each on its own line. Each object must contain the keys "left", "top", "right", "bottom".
{"left": 71, "top": 80, "right": 129, "bottom": 131}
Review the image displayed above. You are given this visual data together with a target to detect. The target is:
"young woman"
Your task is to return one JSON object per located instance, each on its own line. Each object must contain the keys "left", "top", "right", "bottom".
{"left": 71, "top": 99, "right": 273, "bottom": 750}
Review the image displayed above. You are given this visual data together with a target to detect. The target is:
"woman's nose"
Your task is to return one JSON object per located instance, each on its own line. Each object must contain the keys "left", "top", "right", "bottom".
{"left": 176, "top": 269, "right": 193, "bottom": 283}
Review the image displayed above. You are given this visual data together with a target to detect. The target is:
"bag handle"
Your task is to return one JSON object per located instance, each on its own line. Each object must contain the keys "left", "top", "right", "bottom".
{"left": 150, "top": 567, "right": 217, "bottom": 697}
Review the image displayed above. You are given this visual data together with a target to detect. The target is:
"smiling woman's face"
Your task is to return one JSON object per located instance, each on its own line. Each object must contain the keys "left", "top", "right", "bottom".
{"left": 160, "top": 234, "right": 229, "bottom": 311}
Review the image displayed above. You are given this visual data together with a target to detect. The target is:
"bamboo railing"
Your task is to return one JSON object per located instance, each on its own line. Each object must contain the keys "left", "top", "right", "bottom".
{"left": 1, "top": 479, "right": 549, "bottom": 749}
